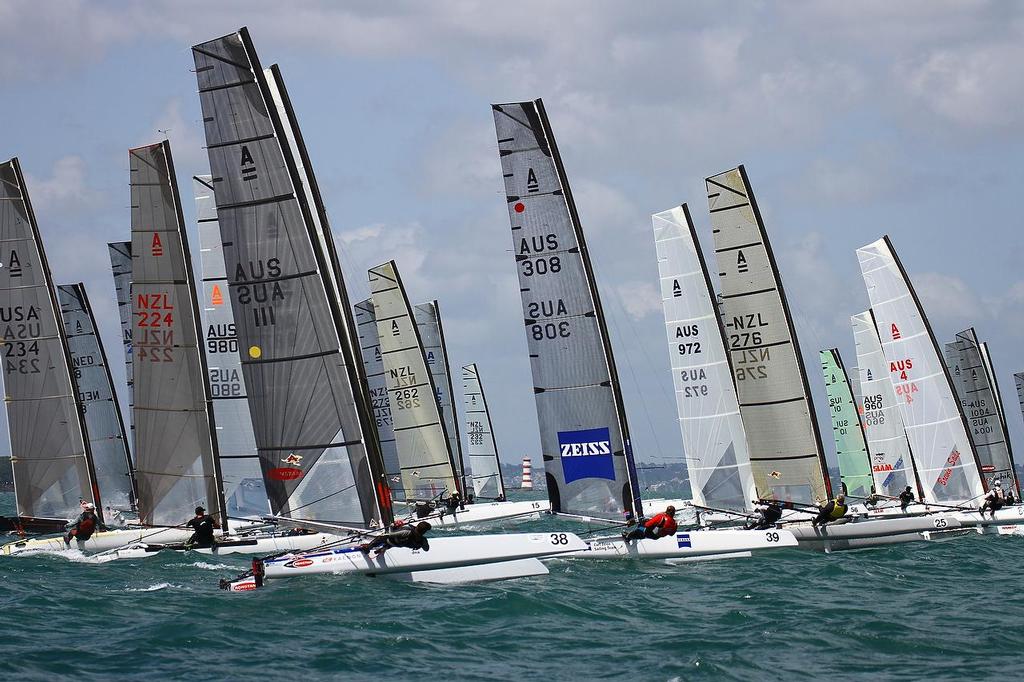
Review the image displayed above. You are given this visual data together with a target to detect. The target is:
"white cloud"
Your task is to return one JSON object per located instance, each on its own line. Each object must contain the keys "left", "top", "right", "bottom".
{"left": 614, "top": 281, "right": 662, "bottom": 321}
{"left": 914, "top": 272, "right": 985, "bottom": 323}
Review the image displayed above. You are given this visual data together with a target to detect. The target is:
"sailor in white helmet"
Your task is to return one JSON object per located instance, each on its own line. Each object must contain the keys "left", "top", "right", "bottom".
{"left": 979, "top": 480, "right": 1006, "bottom": 518}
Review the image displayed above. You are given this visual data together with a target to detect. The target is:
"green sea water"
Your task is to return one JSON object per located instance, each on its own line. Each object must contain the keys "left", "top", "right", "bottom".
{"left": 1, "top": 490, "right": 1021, "bottom": 681}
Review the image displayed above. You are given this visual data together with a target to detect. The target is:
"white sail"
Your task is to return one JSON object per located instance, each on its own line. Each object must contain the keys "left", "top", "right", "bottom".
{"left": 413, "top": 301, "right": 467, "bottom": 489}
{"left": 354, "top": 298, "right": 403, "bottom": 499}
{"left": 193, "top": 174, "right": 269, "bottom": 520}
{"left": 462, "top": 363, "right": 507, "bottom": 500}
{"left": 369, "top": 261, "right": 459, "bottom": 501}
{"left": 653, "top": 205, "right": 755, "bottom": 512}
{"left": 856, "top": 236, "right": 985, "bottom": 503}
{"left": 851, "top": 310, "right": 920, "bottom": 498}
{"left": 706, "top": 166, "right": 830, "bottom": 505}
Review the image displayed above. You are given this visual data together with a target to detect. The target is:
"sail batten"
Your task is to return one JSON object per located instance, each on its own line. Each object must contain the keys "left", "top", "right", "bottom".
{"left": 0, "top": 158, "right": 98, "bottom": 521}
{"left": 706, "top": 165, "right": 830, "bottom": 505}
{"left": 493, "top": 99, "right": 640, "bottom": 520}
{"left": 462, "top": 363, "right": 507, "bottom": 500}
{"left": 856, "top": 236, "right": 985, "bottom": 503}
{"left": 192, "top": 27, "right": 386, "bottom": 527}
{"left": 653, "top": 204, "right": 755, "bottom": 512}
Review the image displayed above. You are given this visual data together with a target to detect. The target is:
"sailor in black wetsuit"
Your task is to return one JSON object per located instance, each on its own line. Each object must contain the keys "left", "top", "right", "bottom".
{"left": 185, "top": 506, "right": 220, "bottom": 548}
{"left": 441, "top": 491, "right": 465, "bottom": 517}
{"left": 64, "top": 502, "right": 104, "bottom": 547}
{"left": 898, "top": 486, "right": 915, "bottom": 512}
{"left": 360, "top": 521, "right": 432, "bottom": 557}
{"left": 745, "top": 501, "right": 783, "bottom": 530}
{"left": 979, "top": 482, "right": 1006, "bottom": 518}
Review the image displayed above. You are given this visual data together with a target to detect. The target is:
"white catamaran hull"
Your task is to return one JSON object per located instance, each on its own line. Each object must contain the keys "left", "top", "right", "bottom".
{"left": 566, "top": 528, "right": 797, "bottom": 560}
{"left": 1, "top": 527, "right": 195, "bottom": 555}
{"left": 226, "top": 532, "right": 587, "bottom": 591}
{"left": 399, "top": 499, "right": 547, "bottom": 528}
{"left": 105, "top": 532, "right": 344, "bottom": 559}
{"left": 788, "top": 513, "right": 962, "bottom": 552}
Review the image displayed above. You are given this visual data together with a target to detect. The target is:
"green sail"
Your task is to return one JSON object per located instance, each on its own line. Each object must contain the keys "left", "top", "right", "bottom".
{"left": 820, "top": 348, "right": 874, "bottom": 498}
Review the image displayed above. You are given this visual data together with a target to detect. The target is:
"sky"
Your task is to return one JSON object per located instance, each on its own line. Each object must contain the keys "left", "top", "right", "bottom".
{"left": 3, "top": 1, "right": 1024, "bottom": 479}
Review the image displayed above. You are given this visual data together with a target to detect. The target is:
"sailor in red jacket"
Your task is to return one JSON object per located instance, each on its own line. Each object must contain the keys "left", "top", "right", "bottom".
{"left": 623, "top": 505, "right": 678, "bottom": 542}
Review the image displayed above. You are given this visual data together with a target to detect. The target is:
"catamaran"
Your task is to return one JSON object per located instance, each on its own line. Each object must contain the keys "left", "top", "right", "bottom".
{"left": 857, "top": 236, "right": 1024, "bottom": 535}
{"left": 189, "top": 27, "right": 589, "bottom": 589}
{"left": 491, "top": 101, "right": 796, "bottom": 560}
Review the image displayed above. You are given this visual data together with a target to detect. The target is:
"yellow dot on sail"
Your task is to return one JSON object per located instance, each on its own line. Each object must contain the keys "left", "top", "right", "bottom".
{"left": 248, "top": 346, "right": 262, "bottom": 359}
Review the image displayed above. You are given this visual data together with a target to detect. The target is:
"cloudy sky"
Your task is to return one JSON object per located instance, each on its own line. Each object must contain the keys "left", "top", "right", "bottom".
{"left": 3, "top": 1, "right": 1024, "bottom": 479}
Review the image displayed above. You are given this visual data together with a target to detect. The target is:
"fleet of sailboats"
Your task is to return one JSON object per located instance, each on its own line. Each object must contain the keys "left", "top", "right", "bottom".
{"left": 2, "top": 25, "right": 1023, "bottom": 589}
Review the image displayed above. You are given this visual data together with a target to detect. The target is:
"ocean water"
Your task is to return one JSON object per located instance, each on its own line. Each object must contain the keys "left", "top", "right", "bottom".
{"left": 1, "top": 490, "right": 1021, "bottom": 681}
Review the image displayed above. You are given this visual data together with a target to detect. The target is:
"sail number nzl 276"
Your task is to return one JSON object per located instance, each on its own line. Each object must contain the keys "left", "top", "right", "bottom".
{"left": 234, "top": 259, "right": 285, "bottom": 328}
{"left": 725, "top": 313, "right": 768, "bottom": 381}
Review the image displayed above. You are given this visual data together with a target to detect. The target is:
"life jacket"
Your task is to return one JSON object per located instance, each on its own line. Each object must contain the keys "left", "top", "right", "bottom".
{"left": 78, "top": 512, "right": 97, "bottom": 535}
{"left": 645, "top": 513, "right": 678, "bottom": 537}
{"left": 828, "top": 501, "right": 848, "bottom": 520}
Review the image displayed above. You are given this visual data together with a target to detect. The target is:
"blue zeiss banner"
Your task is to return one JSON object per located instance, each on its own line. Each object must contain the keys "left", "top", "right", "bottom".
{"left": 558, "top": 427, "right": 615, "bottom": 483}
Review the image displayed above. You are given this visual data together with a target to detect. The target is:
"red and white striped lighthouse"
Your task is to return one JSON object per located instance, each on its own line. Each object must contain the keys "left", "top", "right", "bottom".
{"left": 520, "top": 457, "right": 533, "bottom": 490}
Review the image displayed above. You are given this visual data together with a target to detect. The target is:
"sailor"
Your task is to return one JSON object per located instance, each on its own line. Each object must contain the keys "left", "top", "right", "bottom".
{"left": 898, "top": 486, "right": 915, "bottom": 512}
{"left": 745, "top": 500, "right": 783, "bottom": 530}
{"left": 441, "top": 491, "right": 464, "bottom": 516}
{"left": 623, "top": 506, "right": 678, "bottom": 542}
{"left": 811, "top": 494, "right": 848, "bottom": 527}
{"left": 63, "top": 502, "right": 104, "bottom": 547}
{"left": 360, "top": 521, "right": 432, "bottom": 556}
{"left": 185, "top": 506, "right": 220, "bottom": 549}
{"left": 979, "top": 481, "right": 1006, "bottom": 518}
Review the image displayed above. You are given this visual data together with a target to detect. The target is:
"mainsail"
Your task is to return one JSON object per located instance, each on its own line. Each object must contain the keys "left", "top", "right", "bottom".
{"left": 193, "top": 174, "right": 269, "bottom": 519}
{"left": 354, "top": 297, "right": 403, "bottom": 499}
{"left": 706, "top": 166, "right": 830, "bottom": 505}
{"left": 192, "top": 28, "right": 387, "bottom": 527}
{"left": 413, "top": 301, "right": 467, "bottom": 489}
{"left": 653, "top": 204, "right": 755, "bottom": 512}
{"left": 856, "top": 236, "right": 985, "bottom": 503}
{"left": 57, "top": 283, "right": 136, "bottom": 512}
{"left": 462, "top": 363, "right": 507, "bottom": 500}
{"left": 944, "top": 328, "right": 1017, "bottom": 492}
{"left": 130, "top": 141, "right": 225, "bottom": 527}
{"left": 820, "top": 348, "right": 873, "bottom": 498}
{"left": 851, "top": 310, "right": 921, "bottom": 497}
{"left": 980, "top": 342, "right": 1020, "bottom": 496}
{"left": 107, "top": 241, "right": 134, "bottom": 449}
{"left": 0, "top": 158, "right": 98, "bottom": 521}
{"left": 493, "top": 99, "right": 640, "bottom": 520}
{"left": 369, "top": 261, "right": 458, "bottom": 501}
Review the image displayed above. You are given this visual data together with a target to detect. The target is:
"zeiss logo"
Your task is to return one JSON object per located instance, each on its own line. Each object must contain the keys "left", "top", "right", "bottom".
{"left": 677, "top": 533, "right": 691, "bottom": 549}
{"left": 558, "top": 427, "right": 615, "bottom": 483}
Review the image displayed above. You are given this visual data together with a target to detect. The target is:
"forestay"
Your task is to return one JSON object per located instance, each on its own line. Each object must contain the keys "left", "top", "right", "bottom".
{"left": 462, "top": 363, "right": 507, "bottom": 500}
{"left": 354, "top": 298, "right": 403, "bottom": 499}
{"left": 0, "top": 158, "right": 97, "bottom": 521}
{"left": 107, "top": 241, "right": 134, "bottom": 449}
{"left": 57, "top": 283, "right": 135, "bottom": 512}
{"left": 369, "top": 261, "right": 458, "bottom": 501}
{"left": 856, "top": 236, "right": 985, "bottom": 503}
{"left": 413, "top": 301, "right": 467, "bottom": 489}
{"left": 492, "top": 99, "right": 640, "bottom": 521}
{"left": 653, "top": 205, "right": 755, "bottom": 512}
{"left": 706, "top": 166, "right": 830, "bottom": 505}
{"left": 820, "top": 348, "right": 873, "bottom": 498}
{"left": 192, "top": 28, "right": 386, "bottom": 528}
{"left": 851, "top": 310, "right": 920, "bottom": 498}
{"left": 130, "top": 141, "right": 224, "bottom": 527}
{"left": 194, "top": 174, "right": 269, "bottom": 519}
{"left": 944, "top": 328, "right": 1017, "bottom": 493}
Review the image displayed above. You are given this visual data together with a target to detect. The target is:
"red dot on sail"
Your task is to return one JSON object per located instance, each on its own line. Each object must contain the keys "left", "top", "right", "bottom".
{"left": 514, "top": 202, "right": 525, "bottom": 213}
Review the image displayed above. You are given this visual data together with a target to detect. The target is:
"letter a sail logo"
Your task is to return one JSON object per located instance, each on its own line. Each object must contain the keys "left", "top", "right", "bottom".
{"left": 151, "top": 233, "right": 163, "bottom": 257}
{"left": 891, "top": 323, "right": 901, "bottom": 340}
{"left": 211, "top": 284, "right": 223, "bottom": 306}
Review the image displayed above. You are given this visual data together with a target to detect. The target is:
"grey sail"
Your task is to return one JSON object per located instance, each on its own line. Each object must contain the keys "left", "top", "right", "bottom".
{"left": 980, "top": 341, "right": 1020, "bottom": 496}
{"left": 462, "top": 363, "right": 507, "bottom": 500}
{"left": 354, "top": 297, "right": 403, "bottom": 500}
{"left": 192, "top": 28, "right": 387, "bottom": 527}
{"left": 944, "top": 328, "right": 1017, "bottom": 492}
{"left": 1016, "top": 374, "right": 1024, "bottom": 440}
{"left": 0, "top": 158, "right": 98, "bottom": 521}
{"left": 493, "top": 99, "right": 640, "bottom": 521}
{"left": 706, "top": 166, "right": 830, "bottom": 505}
{"left": 130, "top": 141, "right": 225, "bottom": 527}
{"left": 369, "top": 261, "right": 459, "bottom": 501}
{"left": 107, "top": 240, "right": 134, "bottom": 456}
{"left": 57, "top": 283, "right": 136, "bottom": 512}
{"left": 413, "top": 300, "right": 467, "bottom": 489}
{"left": 193, "top": 174, "right": 269, "bottom": 519}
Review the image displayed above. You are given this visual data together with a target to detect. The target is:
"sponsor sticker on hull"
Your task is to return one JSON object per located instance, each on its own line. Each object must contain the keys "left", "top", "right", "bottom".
{"left": 557, "top": 427, "right": 615, "bottom": 483}
{"left": 676, "top": 533, "right": 692, "bottom": 549}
